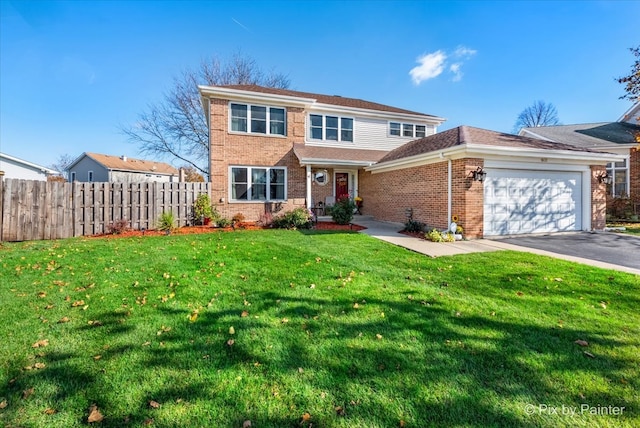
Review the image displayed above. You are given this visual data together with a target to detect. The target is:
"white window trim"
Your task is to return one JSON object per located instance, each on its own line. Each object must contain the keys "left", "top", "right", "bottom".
{"left": 308, "top": 114, "right": 354, "bottom": 143}
{"left": 228, "top": 102, "right": 287, "bottom": 137}
{"left": 228, "top": 165, "right": 287, "bottom": 202}
{"left": 606, "top": 156, "right": 630, "bottom": 197}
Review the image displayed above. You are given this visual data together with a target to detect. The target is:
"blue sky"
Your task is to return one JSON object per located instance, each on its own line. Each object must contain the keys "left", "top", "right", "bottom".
{"left": 1, "top": 0, "right": 638, "bottom": 169}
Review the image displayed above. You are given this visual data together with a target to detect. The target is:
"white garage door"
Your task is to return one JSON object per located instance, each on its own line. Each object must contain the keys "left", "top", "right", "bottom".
{"left": 484, "top": 169, "right": 582, "bottom": 236}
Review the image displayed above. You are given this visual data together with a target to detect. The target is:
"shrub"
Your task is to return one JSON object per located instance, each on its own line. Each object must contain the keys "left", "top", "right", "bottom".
{"left": 217, "top": 218, "right": 232, "bottom": 228}
{"left": 272, "top": 208, "right": 313, "bottom": 230}
{"left": 106, "top": 218, "right": 130, "bottom": 235}
{"left": 425, "top": 229, "right": 455, "bottom": 242}
{"left": 404, "top": 219, "right": 426, "bottom": 233}
{"left": 331, "top": 196, "right": 356, "bottom": 225}
{"left": 192, "top": 194, "right": 215, "bottom": 225}
{"left": 257, "top": 211, "right": 274, "bottom": 227}
{"left": 157, "top": 211, "right": 177, "bottom": 233}
{"left": 232, "top": 213, "right": 246, "bottom": 224}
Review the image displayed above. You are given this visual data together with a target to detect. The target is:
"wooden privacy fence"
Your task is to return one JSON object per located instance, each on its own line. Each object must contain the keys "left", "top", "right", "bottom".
{"left": 0, "top": 179, "right": 210, "bottom": 242}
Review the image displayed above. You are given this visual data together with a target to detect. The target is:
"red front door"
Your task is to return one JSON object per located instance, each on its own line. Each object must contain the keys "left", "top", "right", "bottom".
{"left": 335, "top": 172, "right": 349, "bottom": 199}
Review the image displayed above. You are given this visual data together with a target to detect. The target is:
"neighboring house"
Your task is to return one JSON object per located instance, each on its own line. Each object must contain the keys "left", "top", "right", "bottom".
{"left": 0, "top": 152, "right": 60, "bottom": 180}
{"left": 199, "top": 85, "right": 621, "bottom": 238}
{"left": 67, "top": 153, "right": 179, "bottom": 183}
{"left": 519, "top": 105, "right": 640, "bottom": 206}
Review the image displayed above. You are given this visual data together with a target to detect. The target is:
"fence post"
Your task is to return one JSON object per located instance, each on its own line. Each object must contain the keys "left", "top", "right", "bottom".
{"left": 0, "top": 172, "right": 4, "bottom": 242}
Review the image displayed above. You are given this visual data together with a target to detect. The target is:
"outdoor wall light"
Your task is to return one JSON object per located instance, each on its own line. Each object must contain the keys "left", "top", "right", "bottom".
{"left": 598, "top": 172, "right": 613, "bottom": 185}
{"left": 471, "top": 166, "right": 487, "bottom": 182}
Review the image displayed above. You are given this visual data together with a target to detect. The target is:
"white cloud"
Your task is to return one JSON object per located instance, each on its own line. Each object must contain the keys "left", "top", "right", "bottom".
{"left": 410, "top": 46, "right": 476, "bottom": 85}
{"left": 409, "top": 50, "right": 446, "bottom": 85}
{"left": 450, "top": 63, "right": 462, "bottom": 82}
{"left": 453, "top": 46, "right": 477, "bottom": 58}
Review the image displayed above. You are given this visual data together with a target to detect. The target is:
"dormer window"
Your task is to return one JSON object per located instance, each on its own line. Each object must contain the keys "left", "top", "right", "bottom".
{"left": 309, "top": 114, "right": 353, "bottom": 142}
{"left": 230, "top": 103, "right": 286, "bottom": 136}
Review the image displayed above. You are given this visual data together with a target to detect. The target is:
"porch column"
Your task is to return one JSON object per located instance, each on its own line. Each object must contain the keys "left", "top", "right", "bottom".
{"left": 306, "top": 164, "right": 312, "bottom": 209}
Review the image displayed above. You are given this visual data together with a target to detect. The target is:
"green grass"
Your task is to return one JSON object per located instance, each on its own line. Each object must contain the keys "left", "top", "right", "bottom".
{"left": 1, "top": 230, "right": 638, "bottom": 427}
{"left": 608, "top": 222, "right": 640, "bottom": 235}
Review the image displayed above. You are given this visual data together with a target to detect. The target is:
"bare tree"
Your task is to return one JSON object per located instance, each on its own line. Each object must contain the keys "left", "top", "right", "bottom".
{"left": 181, "top": 165, "right": 205, "bottom": 182}
{"left": 121, "top": 53, "right": 291, "bottom": 175}
{"left": 616, "top": 45, "right": 640, "bottom": 103}
{"left": 48, "top": 153, "right": 77, "bottom": 180}
{"left": 513, "top": 101, "right": 560, "bottom": 132}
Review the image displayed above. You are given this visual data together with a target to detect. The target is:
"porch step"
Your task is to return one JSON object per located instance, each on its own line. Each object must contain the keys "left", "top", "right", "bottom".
{"left": 316, "top": 215, "right": 374, "bottom": 222}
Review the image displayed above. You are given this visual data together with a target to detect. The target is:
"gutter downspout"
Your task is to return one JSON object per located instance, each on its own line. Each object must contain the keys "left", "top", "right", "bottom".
{"left": 306, "top": 165, "right": 312, "bottom": 209}
{"left": 447, "top": 158, "right": 452, "bottom": 228}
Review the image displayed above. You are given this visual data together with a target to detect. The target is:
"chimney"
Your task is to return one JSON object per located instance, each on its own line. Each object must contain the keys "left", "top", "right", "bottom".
{"left": 121, "top": 155, "right": 127, "bottom": 162}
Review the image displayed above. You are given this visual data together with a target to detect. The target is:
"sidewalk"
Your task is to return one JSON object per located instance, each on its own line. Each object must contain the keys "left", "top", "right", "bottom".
{"left": 351, "top": 218, "right": 640, "bottom": 275}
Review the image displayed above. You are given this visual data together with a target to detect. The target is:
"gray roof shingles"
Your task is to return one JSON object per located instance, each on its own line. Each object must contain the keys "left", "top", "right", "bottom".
{"left": 378, "top": 126, "right": 601, "bottom": 164}
{"left": 521, "top": 122, "right": 640, "bottom": 148}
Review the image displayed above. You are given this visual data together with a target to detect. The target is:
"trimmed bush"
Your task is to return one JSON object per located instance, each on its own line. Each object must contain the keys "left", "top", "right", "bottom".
{"left": 272, "top": 208, "right": 313, "bottom": 230}
{"left": 331, "top": 196, "right": 356, "bottom": 225}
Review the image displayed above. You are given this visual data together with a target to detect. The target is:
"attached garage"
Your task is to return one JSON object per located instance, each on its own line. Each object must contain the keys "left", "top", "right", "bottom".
{"left": 483, "top": 169, "right": 583, "bottom": 236}
{"left": 364, "top": 126, "right": 623, "bottom": 239}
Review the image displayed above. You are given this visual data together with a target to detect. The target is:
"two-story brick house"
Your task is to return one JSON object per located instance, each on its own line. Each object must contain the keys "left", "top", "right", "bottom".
{"left": 199, "top": 85, "right": 622, "bottom": 238}
{"left": 199, "top": 84, "right": 445, "bottom": 221}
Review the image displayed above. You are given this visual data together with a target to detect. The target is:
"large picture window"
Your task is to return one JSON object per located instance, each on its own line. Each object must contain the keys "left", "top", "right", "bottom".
{"left": 309, "top": 114, "right": 354, "bottom": 142}
{"left": 230, "top": 103, "right": 286, "bottom": 136}
{"left": 231, "top": 166, "right": 286, "bottom": 201}
{"left": 606, "top": 158, "right": 628, "bottom": 197}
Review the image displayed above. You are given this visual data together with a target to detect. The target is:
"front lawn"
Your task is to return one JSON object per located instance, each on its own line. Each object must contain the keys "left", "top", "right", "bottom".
{"left": 1, "top": 230, "right": 638, "bottom": 427}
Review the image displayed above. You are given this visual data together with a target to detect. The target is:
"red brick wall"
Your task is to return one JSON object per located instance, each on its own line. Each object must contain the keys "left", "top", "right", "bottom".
{"left": 208, "top": 99, "right": 307, "bottom": 221}
{"left": 630, "top": 147, "right": 640, "bottom": 205}
{"left": 359, "top": 160, "right": 487, "bottom": 235}
{"left": 591, "top": 165, "right": 607, "bottom": 230}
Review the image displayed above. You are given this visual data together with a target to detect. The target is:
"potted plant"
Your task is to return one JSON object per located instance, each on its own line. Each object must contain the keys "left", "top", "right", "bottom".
{"left": 193, "top": 194, "right": 214, "bottom": 225}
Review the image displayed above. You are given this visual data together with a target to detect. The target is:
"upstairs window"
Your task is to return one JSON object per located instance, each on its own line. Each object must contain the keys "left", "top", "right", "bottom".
{"left": 230, "top": 103, "right": 286, "bottom": 136}
{"left": 309, "top": 114, "right": 354, "bottom": 142}
{"left": 389, "top": 122, "right": 429, "bottom": 138}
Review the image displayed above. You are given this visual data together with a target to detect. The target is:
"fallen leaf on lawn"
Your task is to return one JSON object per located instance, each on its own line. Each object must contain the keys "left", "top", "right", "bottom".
{"left": 309, "top": 284, "right": 315, "bottom": 289}
{"left": 241, "top": 310, "right": 249, "bottom": 317}
{"left": 143, "top": 418, "right": 153, "bottom": 425}
{"left": 58, "top": 317, "right": 70, "bottom": 323}
{"left": 301, "top": 412, "right": 311, "bottom": 422}
{"left": 189, "top": 310, "right": 199, "bottom": 323}
{"left": 575, "top": 340, "right": 589, "bottom": 347}
{"left": 353, "top": 303, "right": 359, "bottom": 309}
{"left": 335, "top": 405, "right": 345, "bottom": 416}
{"left": 87, "top": 404, "right": 104, "bottom": 423}
{"left": 157, "top": 326, "right": 171, "bottom": 335}
{"left": 227, "top": 339, "right": 235, "bottom": 346}
{"left": 22, "top": 388, "right": 34, "bottom": 399}
{"left": 583, "top": 351, "right": 596, "bottom": 359}
{"left": 93, "top": 355, "right": 102, "bottom": 360}
{"left": 32, "top": 339, "right": 49, "bottom": 348}
{"left": 0, "top": 400, "right": 7, "bottom": 409}
{"left": 229, "top": 326, "right": 235, "bottom": 335}
{"left": 516, "top": 291, "right": 524, "bottom": 296}
{"left": 600, "top": 301, "right": 607, "bottom": 309}
{"left": 38, "top": 292, "right": 47, "bottom": 298}
{"left": 71, "top": 300, "right": 85, "bottom": 307}
{"left": 376, "top": 334, "right": 383, "bottom": 340}
{"left": 281, "top": 318, "right": 289, "bottom": 324}
{"left": 399, "top": 420, "right": 406, "bottom": 427}
{"left": 554, "top": 278, "right": 563, "bottom": 282}
{"left": 142, "top": 341, "right": 151, "bottom": 346}
{"left": 44, "top": 304, "right": 54, "bottom": 309}
{"left": 149, "top": 400, "right": 160, "bottom": 409}
{"left": 34, "top": 363, "right": 45, "bottom": 369}
{"left": 44, "top": 407, "right": 56, "bottom": 415}
{"left": 88, "top": 320, "right": 103, "bottom": 326}
{"left": 243, "top": 421, "right": 252, "bottom": 428}
{"left": 298, "top": 367, "right": 304, "bottom": 373}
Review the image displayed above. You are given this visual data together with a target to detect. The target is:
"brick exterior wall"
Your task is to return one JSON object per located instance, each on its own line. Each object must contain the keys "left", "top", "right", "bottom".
{"left": 359, "top": 159, "right": 484, "bottom": 238}
{"left": 208, "top": 99, "right": 307, "bottom": 221}
{"left": 591, "top": 165, "right": 607, "bottom": 230}
{"left": 630, "top": 147, "right": 640, "bottom": 206}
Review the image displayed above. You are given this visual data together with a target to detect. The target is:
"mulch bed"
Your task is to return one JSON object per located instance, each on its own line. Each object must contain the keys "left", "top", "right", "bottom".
{"left": 91, "top": 221, "right": 365, "bottom": 238}
{"left": 399, "top": 230, "right": 426, "bottom": 239}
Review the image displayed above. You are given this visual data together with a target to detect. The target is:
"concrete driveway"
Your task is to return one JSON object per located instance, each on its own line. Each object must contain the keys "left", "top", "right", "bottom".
{"left": 494, "top": 232, "right": 640, "bottom": 271}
